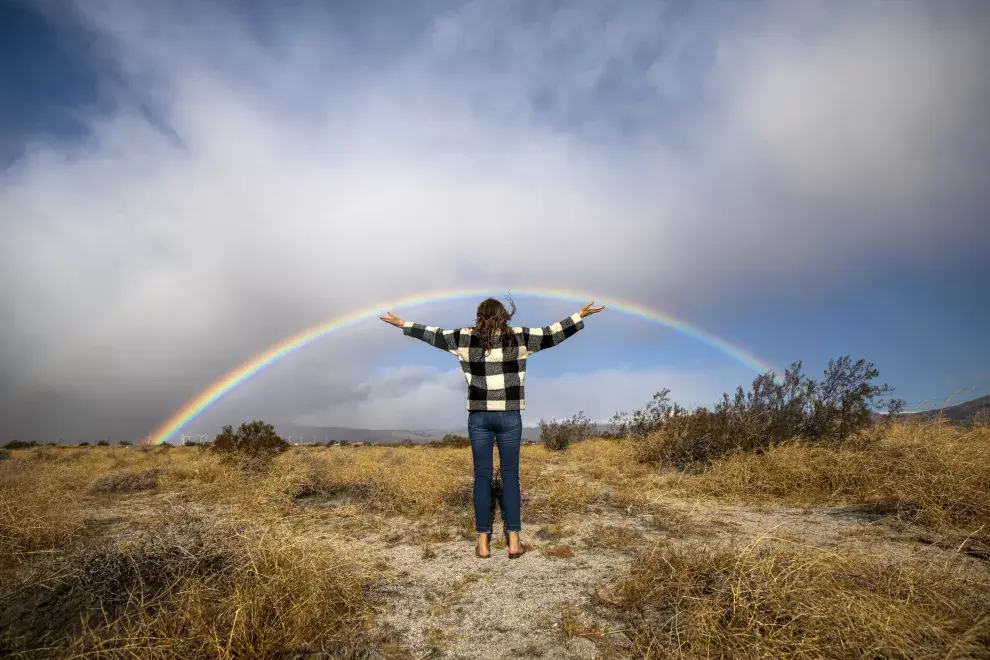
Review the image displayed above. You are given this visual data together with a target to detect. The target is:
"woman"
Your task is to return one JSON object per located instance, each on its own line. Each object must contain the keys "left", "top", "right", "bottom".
{"left": 380, "top": 297, "right": 604, "bottom": 559}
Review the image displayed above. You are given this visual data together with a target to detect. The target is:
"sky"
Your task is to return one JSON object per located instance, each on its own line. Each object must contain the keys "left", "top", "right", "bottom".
{"left": 1, "top": 0, "right": 988, "bottom": 443}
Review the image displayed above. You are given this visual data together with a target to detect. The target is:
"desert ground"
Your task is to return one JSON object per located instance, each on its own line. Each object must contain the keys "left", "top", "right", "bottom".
{"left": 2, "top": 420, "right": 989, "bottom": 659}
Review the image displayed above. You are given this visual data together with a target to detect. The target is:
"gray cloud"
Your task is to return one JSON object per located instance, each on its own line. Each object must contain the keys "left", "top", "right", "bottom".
{"left": 293, "top": 363, "right": 753, "bottom": 430}
{"left": 2, "top": 0, "right": 988, "bottom": 440}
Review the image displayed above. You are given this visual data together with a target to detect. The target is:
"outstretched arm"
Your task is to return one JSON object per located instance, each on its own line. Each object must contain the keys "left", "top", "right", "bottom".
{"left": 518, "top": 301, "right": 604, "bottom": 354}
{"left": 380, "top": 312, "right": 460, "bottom": 353}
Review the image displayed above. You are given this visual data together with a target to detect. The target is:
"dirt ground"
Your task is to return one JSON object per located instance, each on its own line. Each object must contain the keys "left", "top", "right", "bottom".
{"left": 71, "top": 487, "right": 987, "bottom": 660}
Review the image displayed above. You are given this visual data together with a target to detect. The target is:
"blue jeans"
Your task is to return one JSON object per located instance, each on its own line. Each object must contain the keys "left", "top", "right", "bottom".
{"left": 467, "top": 410, "right": 522, "bottom": 534}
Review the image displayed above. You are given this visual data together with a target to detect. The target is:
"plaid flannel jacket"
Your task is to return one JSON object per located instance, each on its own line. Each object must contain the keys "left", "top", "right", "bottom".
{"left": 402, "top": 312, "right": 585, "bottom": 411}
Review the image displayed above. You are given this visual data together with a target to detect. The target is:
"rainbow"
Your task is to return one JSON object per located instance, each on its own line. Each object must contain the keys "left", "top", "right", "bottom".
{"left": 145, "top": 286, "right": 780, "bottom": 444}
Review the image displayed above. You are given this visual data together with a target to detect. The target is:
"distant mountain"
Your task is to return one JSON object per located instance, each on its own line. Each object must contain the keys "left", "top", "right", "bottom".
{"left": 277, "top": 423, "right": 545, "bottom": 444}
{"left": 898, "top": 394, "right": 990, "bottom": 424}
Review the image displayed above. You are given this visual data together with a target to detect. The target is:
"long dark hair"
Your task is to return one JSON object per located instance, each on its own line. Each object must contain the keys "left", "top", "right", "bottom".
{"left": 474, "top": 295, "right": 517, "bottom": 355}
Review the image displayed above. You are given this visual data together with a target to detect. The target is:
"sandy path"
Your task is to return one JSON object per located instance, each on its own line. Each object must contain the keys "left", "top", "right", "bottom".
{"left": 344, "top": 494, "right": 988, "bottom": 659}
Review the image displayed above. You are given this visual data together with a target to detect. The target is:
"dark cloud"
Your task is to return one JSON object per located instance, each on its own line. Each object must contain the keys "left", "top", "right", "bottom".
{"left": 2, "top": 0, "right": 988, "bottom": 440}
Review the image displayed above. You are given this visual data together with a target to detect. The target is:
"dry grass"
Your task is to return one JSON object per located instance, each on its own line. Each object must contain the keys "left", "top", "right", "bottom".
{"left": 682, "top": 420, "right": 990, "bottom": 544}
{"left": 596, "top": 538, "right": 990, "bottom": 659}
{"left": 541, "top": 545, "right": 576, "bottom": 559}
{"left": 0, "top": 506, "right": 376, "bottom": 658}
{"left": 1, "top": 419, "right": 988, "bottom": 657}
{"left": 87, "top": 467, "right": 162, "bottom": 494}
{"left": 583, "top": 524, "right": 646, "bottom": 551}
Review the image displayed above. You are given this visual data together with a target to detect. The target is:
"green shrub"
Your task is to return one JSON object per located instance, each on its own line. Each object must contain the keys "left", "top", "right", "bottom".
{"left": 426, "top": 434, "right": 470, "bottom": 449}
{"left": 211, "top": 421, "right": 289, "bottom": 469}
{"left": 632, "top": 356, "right": 905, "bottom": 469}
{"left": 607, "top": 389, "right": 685, "bottom": 438}
{"left": 539, "top": 411, "right": 597, "bottom": 451}
{"left": 3, "top": 440, "right": 40, "bottom": 450}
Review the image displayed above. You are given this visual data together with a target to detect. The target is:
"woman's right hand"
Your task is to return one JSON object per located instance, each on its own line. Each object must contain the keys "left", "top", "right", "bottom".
{"left": 380, "top": 312, "right": 405, "bottom": 328}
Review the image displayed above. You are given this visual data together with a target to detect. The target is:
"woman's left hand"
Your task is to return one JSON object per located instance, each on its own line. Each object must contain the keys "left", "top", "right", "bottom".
{"left": 380, "top": 312, "right": 405, "bottom": 328}
{"left": 579, "top": 301, "right": 605, "bottom": 318}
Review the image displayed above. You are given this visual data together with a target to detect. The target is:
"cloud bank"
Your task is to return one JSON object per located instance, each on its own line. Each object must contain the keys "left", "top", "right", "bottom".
{"left": 2, "top": 0, "right": 988, "bottom": 440}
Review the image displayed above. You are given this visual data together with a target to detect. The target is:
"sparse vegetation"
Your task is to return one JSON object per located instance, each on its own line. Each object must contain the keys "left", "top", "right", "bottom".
{"left": 599, "top": 540, "right": 990, "bottom": 658}
{"left": 87, "top": 467, "right": 162, "bottom": 493}
{"left": 0, "top": 508, "right": 375, "bottom": 657}
{"left": 685, "top": 418, "right": 990, "bottom": 545}
{"left": 0, "top": 369, "right": 986, "bottom": 657}
{"left": 539, "top": 410, "right": 597, "bottom": 451}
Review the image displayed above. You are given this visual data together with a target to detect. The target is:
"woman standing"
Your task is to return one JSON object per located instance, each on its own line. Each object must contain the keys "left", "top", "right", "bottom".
{"left": 380, "top": 297, "right": 604, "bottom": 558}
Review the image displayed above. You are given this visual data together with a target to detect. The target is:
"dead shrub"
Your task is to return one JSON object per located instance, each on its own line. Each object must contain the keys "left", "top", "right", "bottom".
{"left": 583, "top": 524, "right": 645, "bottom": 551}
{"left": 686, "top": 420, "right": 990, "bottom": 545}
{"left": 541, "top": 545, "right": 575, "bottom": 558}
{"left": 87, "top": 467, "right": 162, "bottom": 494}
{"left": 0, "top": 509, "right": 374, "bottom": 658}
{"left": 602, "top": 540, "right": 990, "bottom": 659}
{"left": 266, "top": 451, "right": 335, "bottom": 500}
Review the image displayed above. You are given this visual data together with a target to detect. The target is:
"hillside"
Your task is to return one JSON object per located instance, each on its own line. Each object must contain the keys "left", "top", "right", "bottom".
{"left": 901, "top": 393, "right": 990, "bottom": 423}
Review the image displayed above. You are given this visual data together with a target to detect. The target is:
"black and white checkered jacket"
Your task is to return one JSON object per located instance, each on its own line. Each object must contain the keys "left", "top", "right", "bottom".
{"left": 402, "top": 313, "right": 585, "bottom": 411}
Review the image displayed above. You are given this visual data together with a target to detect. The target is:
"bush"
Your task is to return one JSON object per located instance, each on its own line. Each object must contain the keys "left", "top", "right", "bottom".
{"left": 426, "top": 433, "right": 471, "bottom": 449}
{"left": 78, "top": 442, "right": 89, "bottom": 447}
{"left": 540, "top": 411, "right": 597, "bottom": 451}
{"left": 211, "top": 420, "right": 289, "bottom": 469}
{"left": 607, "top": 389, "right": 685, "bottom": 439}
{"left": 96, "top": 440, "right": 109, "bottom": 447}
{"left": 633, "top": 356, "right": 905, "bottom": 469}
{"left": 0, "top": 449, "right": 9, "bottom": 462}
{"left": 118, "top": 440, "right": 132, "bottom": 447}
{"left": 3, "top": 440, "right": 39, "bottom": 450}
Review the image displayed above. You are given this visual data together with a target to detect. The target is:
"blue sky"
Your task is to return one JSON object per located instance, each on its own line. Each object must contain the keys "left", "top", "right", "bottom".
{"left": 1, "top": 0, "right": 988, "bottom": 441}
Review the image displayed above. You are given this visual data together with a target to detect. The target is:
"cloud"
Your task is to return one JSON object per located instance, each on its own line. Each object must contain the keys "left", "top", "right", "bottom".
{"left": 293, "top": 363, "right": 750, "bottom": 430}
{"left": 1, "top": 0, "right": 988, "bottom": 440}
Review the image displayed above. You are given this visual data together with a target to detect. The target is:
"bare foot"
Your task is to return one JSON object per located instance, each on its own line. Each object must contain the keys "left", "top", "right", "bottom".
{"left": 507, "top": 531, "right": 522, "bottom": 554}
{"left": 477, "top": 533, "right": 490, "bottom": 558}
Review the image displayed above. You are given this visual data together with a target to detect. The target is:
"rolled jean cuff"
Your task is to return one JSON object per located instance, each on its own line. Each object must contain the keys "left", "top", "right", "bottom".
{"left": 476, "top": 528, "right": 491, "bottom": 534}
